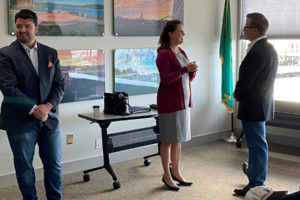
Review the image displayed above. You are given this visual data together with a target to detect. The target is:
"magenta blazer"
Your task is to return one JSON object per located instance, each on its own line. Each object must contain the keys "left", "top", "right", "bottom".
{"left": 156, "top": 47, "right": 196, "bottom": 113}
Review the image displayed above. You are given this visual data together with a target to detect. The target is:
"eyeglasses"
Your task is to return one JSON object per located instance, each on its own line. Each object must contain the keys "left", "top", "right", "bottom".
{"left": 243, "top": 26, "right": 256, "bottom": 29}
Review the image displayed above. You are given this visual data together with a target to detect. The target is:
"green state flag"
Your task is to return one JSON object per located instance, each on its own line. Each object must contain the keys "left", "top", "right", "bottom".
{"left": 219, "top": 0, "right": 233, "bottom": 113}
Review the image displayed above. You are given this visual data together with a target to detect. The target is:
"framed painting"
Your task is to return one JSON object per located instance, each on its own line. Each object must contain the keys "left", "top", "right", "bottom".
{"left": 8, "top": 0, "right": 104, "bottom": 36}
{"left": 58, "top": 49, "right": 105, "bottom": 103}
{"left": 114, "top": 48, "right": 159, "bottom": 96}
{"left": 113, "top": 0, "right": 184, "bottom": 36}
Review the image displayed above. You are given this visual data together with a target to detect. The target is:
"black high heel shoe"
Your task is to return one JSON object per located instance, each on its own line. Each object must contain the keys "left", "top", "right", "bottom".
{"left": 162, "top": 177, "right": 180, "bottom": 191}
{"left": 171, "top": 173, "right": 193, "bottom": 186}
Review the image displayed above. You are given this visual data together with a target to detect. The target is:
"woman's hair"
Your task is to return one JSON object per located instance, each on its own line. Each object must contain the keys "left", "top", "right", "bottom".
{"left": 157, "top": 20, "right": 183, "bottom": 52}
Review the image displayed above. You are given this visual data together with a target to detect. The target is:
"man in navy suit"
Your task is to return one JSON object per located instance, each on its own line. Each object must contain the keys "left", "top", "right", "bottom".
{"left": 0, "top": 9, "right": 65, "bottom": 200}
{"left": 233, "top": 13, "right": 278, "bottom": 196}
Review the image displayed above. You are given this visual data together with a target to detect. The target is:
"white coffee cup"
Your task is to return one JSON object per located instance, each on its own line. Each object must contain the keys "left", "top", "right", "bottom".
{"left": 93, "top": 105, "right": 100, "bottom": 117}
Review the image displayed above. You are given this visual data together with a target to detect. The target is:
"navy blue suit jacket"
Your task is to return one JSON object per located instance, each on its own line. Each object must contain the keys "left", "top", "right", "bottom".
{"left": 234, "top": 38, "right": 278, "bottom": 122}
{"left": 0, "top": 40, "right": 65, "bottom": 131}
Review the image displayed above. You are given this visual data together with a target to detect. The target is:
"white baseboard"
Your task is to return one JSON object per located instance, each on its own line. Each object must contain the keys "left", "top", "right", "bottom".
{"left": 0, "top": 144, "right": 159, "bottom": 188}
{"left": 0, "top": 131, "right": 227, "bottom": 189}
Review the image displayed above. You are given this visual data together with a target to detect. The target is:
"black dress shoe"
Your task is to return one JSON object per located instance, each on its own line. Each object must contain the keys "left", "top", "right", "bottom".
{"left": 162, "top": 177, "right": 180, "bottom": 191}
{"left": 234, "top": 186, "right": 250, "bottom": 196}
{"left": 171, "top": 173, "right": 193, "bottom": 186}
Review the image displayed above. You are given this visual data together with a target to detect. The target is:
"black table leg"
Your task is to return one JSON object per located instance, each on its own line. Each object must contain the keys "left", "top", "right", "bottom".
{"left": 82, "top": 121, "right": 120, "bottom": 189}
{"left": 143, "top": 117, "right": 160, "bottom": 166}
{"left": 100, "top": 121, "right": 120, "bottom": 189}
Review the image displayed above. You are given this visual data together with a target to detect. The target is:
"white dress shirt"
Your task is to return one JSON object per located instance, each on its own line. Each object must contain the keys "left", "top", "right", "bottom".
{"left": 20, "top": 41, "right": 39, "bottom": 75}
{"left": 247, "top": 36, "right": 267, "bottom": 53}
{"left": 20, "top": 41, "right": 38, "bottom": 114}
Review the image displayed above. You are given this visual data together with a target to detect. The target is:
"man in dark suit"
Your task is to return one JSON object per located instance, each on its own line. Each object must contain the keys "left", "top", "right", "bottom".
{"left": 0, "top": 9, "right": 65, "bottom": 200}
{"left": 233, "top": 13, "right": 278, "bottom": 196}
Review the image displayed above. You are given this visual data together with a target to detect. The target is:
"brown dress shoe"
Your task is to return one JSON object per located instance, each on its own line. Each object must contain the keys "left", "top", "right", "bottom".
{"left": 243, "top": 162, "right": 248, "bottom": 175}
{"left": 234, "top": 186, "right": 250, "bottom": 196}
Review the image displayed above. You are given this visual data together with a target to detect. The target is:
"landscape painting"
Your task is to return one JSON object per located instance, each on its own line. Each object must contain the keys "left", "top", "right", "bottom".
{"left": 114, "top": 48, "right": 159, "bottom": 96}
{"left": 114, "top": 0, "right": 184, "bottom": 36}
{"left": 58, "top": 50, "right": 105, "bottom": 103}
{"left": 8, "top": 0, "right": 104, "bottom": 36}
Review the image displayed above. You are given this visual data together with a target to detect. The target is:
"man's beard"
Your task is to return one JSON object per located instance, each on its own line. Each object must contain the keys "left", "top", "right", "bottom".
{"left": 17, "top": 33, "right": 33, "bottom": 44}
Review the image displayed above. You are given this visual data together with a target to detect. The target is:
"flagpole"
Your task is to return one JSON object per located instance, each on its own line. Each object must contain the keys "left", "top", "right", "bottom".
{"left": 224, "top": 113, "right": 236, "bottom": 142}
{"left": 219, "top": 0, "right": 236, "bottom": 143}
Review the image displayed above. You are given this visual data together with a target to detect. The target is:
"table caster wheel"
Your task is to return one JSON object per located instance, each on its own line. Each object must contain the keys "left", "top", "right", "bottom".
{"left": 83, "top": 174, "right": 90, "bottom": 182}
{"left": 144, "top": 159, "right": 151, "bottom": 166}
{"left": 236, "top": 141, "right": 242, "bottom": 148}
{"left": 113, "top": 181, "right": 120, "bottom": 189}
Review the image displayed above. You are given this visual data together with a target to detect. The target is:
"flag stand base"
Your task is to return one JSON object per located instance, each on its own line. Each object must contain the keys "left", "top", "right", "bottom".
{"left": 224, "top": 132, "right": 236, "bottom": 143}
{"left": 224, "top": 113, "right": 236, "bottom": 142}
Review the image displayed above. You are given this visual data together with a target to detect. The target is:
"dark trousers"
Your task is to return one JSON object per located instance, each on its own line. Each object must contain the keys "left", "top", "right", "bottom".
{"left": 282, "top": 191, "right": 300, "bottom": 200}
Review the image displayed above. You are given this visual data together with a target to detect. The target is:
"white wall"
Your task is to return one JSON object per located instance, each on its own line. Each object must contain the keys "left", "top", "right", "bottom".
{"left": 0, "top": 0, "right": 238, "bottom": 187}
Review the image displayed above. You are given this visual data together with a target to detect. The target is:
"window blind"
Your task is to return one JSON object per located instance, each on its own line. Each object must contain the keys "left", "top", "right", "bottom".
{"left": 240, "top": 0, "right": 300, "bottom": 39}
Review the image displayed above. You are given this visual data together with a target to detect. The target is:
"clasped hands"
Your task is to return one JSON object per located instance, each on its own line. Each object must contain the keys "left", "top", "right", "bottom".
{"left": 32, "top": 103, "right": 53, "bottom": 122}
{"left": 186, "top": 61, "right": 198, "bottom": 72}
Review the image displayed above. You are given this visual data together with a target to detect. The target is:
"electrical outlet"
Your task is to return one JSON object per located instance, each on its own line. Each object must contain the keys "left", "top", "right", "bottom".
{"left": 67, "top": 133, "right": 74, "bottom": 144}
{"left": 95, "top": 139, "right": 102, "bottom": 149}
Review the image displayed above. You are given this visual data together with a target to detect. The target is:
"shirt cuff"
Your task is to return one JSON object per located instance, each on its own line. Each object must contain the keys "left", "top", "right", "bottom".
{"left": 28, "top": 105, "right": 37, "bottom": 115}
{"left": 46, "top": 102, "right": 55, "bottom": 112}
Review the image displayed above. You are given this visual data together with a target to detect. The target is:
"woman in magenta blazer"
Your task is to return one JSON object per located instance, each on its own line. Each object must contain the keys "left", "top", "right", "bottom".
{"left": 156, "top": 20, "right": 198, "bottom": 191}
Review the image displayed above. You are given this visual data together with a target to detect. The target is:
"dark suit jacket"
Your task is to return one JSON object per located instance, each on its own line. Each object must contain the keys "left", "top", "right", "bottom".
{"left": 0, "top": 40, "right": 65, "bottom": 132}
{"left": 234, "top": 38, "right": 278, "bottom": 122}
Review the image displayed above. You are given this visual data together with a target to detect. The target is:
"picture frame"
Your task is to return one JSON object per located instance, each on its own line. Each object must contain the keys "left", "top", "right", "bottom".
{"left": 58, "top": 49, "right": 105, "bottom": 103}
{"left": 113, "top": 0, "right": 184, "bottom": 36}
{"left": 8, "top": 0, "right": 104, "bottom": 36}
{"left": 114, "top": 48, "right": 159, "bottom": 96}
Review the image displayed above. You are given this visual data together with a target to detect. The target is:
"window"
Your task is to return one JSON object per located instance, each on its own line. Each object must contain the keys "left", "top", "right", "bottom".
{"left": 240, "top": 0, "right": 300, "bottom": 39}
{"left": 241, "top": 40, "right": 300, "bottom": 114}
{"left": 269, "top": 40, "right": 300, "bottom": 103}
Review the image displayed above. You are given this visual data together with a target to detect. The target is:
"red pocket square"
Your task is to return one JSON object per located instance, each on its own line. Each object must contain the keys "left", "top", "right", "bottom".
{"left": 48, "top": 61, "right": 53, "bottom": 67}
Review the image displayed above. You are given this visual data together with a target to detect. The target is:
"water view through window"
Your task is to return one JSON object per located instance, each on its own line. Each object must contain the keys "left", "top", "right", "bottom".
{"left": 269, "top": 40, "right": 300, "bottom": 103}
